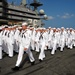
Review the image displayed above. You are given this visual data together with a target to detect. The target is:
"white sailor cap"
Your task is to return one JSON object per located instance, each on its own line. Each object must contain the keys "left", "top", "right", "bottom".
{"left": 61, "top": 27, "right": 64, "bottom": 29}
{"left": 42, "top": 28, "right": 45, "bottom": 30}
{"left": 18, "top": 27, "right": 22, "bottom": 29}
{"left": 48, "top": 27, "right": 51, "bottom": 28}
{"left": 53, "top": 28, "right": 56, "bottom": 29}
{"left": 4, "top": 25, "right": 8, "bottom": 28}
{"left": 37, "top": 27, "right": 42, "bottom": 29}
{"left": 66, "top": 28, "right": 69, "bottom": 30}
{"left": 57, "top": 28, "right": 60, "bottom": 30}
{"left": 22, "top": 22, "right": 28, "bottom": 26}
{"left": 13, "top": 25, "right": 18, "bottom": 27}
{"left": 70, "top": 28, "right": 73, "bottom": 30}
{"left": 8, "top": 26, "right": 11, "bottom": 28}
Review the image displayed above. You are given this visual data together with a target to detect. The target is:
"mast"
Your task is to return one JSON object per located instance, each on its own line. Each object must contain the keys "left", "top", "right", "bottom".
{"left": 30, "top": 0, "right": 43, "bottom": 11}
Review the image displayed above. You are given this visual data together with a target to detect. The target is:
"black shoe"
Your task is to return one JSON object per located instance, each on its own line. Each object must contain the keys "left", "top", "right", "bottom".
{"left": 60, "top": 51, "right": 63, "bottom": 52}
{"left": 9, "top": 56, "right": 13, "bottom": 58}
{"left": 31, "top": 49, "right": 34, "bottom": 51}
{"left": 31, "top": 61, "right": 35, "bottom": 65}
{"left": 39, "top": 59, "right": 43, "bottom": 62}
{"left": 12, "top": 66, "right": 20, "bottom": 71}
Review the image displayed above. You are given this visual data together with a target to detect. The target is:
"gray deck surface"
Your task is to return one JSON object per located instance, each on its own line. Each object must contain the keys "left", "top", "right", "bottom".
{"left": 0, "top": 47, "right": 75, "bottom": 75}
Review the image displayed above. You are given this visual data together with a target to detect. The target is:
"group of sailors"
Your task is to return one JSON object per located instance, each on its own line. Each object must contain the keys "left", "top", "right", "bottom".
{"left": 0, "top": 22, "right": 75, "bottom": 71}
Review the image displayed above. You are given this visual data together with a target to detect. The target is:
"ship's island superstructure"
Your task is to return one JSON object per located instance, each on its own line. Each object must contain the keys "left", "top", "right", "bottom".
{"left": 0, "top": 0, "right": 47, "bottom": 27}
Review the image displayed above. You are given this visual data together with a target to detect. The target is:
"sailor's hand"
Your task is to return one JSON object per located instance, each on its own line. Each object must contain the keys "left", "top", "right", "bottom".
{"left": 24, "top": 48, "right": 27, "bottom": 51}
{"left": 34, "top": 41, "right": 36, "bottom": 43}
{"left": 38, "top": 41, "right": 40, "bottom": 43}
{"left": 48, "top": 41, "right": 50, "bottom": 43}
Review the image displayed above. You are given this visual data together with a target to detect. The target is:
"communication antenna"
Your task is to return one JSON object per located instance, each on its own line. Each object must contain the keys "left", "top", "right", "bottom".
{"left": 11, "top": 0, "right": 16, "bottom": 5}
{"left": 30, "top": 0, "right": 43, "bottom": 11}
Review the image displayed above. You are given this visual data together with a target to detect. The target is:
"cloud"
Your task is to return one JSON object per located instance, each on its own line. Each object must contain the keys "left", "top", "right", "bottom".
{"left": 71, "top": 14, "right": 74, "bottom": 17}
{"left": 48, "top": 16, "right": 54, "bottom": 20}
{"left": 57, "top": 15, "right": 60, "bottom": 17}
{"left": 65, "top": 13, "right": 69, "bottom": 16}
{"left": 60, "top": 13, "right": 74, "bottom": 19}
{"left": 61, "top": 15, "right": 70, "bottom": 19}
{"left": 48, "top": 13, "right": 74, "bottom": 20}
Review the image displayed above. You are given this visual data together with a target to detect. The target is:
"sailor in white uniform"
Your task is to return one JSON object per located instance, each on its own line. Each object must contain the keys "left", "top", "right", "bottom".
{"left": 12, "top": 22, "right": 35, "bottom": 71}
{"left": 51, "top": 28, "right": 58, "bottom": 55}
{"left": 39, "top": 29, "right": 46, "bottom": 61}
{"left": 0, "top": 28, "right": 3, "bottom": 59}
{"left": 35, "top": 29, "right": 40, "bottom": 52}
{"left": 14, "top": 27, "right": 20, "bottom": 53}
{"left": 60, "top": 27, "right": 66, "bottom": 51}
{"left": 7, "top": 28, "right": 14, "bottom": 57}
{"left": 44, "top": 29, "right": 49, "bottom": 50}
{"left": 65, "top": 28, "right": 69, "bottom": 47}
{"left": 67, "top": 28, "right": 73, "bottom": 49}
{"left": 48, "top": 27, "right": 53, "bottom": 50}
{"left": 73, "top": 30, "right": 75, "bottom": 47}
{"left": 30, "top": 27, "right": 36, "bottom": 51}
{"left": 2, "top": 27, "right": 9, "bottom": 54}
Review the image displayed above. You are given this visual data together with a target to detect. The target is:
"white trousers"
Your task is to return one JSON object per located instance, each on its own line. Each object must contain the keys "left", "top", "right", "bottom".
{"left": 48, "top": 40, "right": 52, "bottom": 49}
{"left": 73, "top": 40, "right": 75, "bottom": 46}
{"left": 67, "top": 38, "right": 73, "bottom": 49}
{"left": 3, "top": 41, "right": 8, "bottom": 54}
{"left": 35, "top": 42, "right": 39, "bottom": 52}
{"left": 31, "top": 39, "right": 35, "bottom": 50}
{"left": 14, "top": 41, "right": 19, "bottom": 53}
{"left": 60, "top": 39, "right": 65, "bottom": 51}
{"left": 0, "top": 46, "right": 2, "bottom": 59}
{"left": 51, "top": 40, "right": 57, "bottom": 54}
{"left": 15, "top": 44, "right": 35, "bottom": 67}
{"left": 39, "top": 42, "right": 45, "bottom": 60}
{"left": 8, "top": 43, "right": 14, "bottom": 57}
